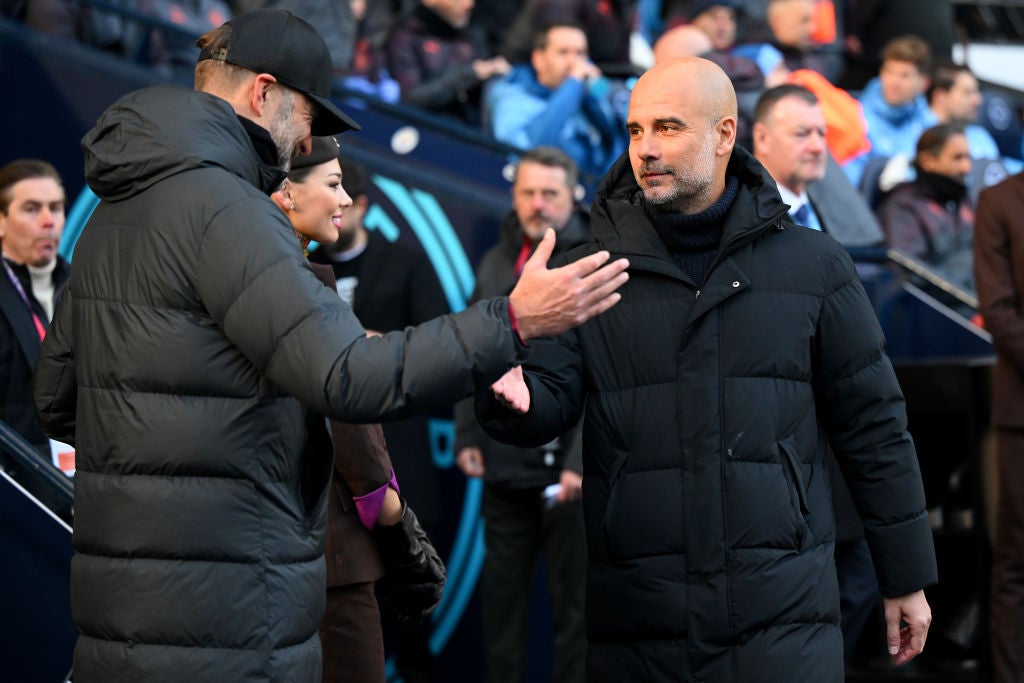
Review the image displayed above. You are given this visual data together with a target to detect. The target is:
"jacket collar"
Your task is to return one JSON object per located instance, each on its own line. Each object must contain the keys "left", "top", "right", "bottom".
{"left": 591, "top": 146, "right": 789, "bottom": 277}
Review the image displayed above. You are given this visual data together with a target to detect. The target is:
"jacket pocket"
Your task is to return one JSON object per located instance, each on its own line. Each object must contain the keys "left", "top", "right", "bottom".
{"left": 779, "top": 437, "right": 813, "bottom": 551}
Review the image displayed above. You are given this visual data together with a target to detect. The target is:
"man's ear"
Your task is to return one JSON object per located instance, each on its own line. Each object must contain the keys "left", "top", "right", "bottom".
{"left": 249, "top": 73, "right": 278, "bottom": 119}
{"left": 716, "top": 115, "right": 738, "bottom": 156}
{"left": 751, "top": 121, "right": 767, "bottom": 153}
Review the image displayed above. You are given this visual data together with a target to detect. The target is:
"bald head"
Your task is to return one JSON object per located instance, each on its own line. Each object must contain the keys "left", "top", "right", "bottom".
{"left": 653, "top": 25, "right": 712, "bottom": 63}
{"left": 631, "top": 58, "right": 738, "bottom": 128}
{"left": 627, "top": 58, "right": 738, "bottom": 214}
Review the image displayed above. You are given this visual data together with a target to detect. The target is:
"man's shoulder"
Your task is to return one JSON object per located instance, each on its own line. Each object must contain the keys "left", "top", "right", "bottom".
{"left": 764, "top": 219, "right": 849, "bottom": 261}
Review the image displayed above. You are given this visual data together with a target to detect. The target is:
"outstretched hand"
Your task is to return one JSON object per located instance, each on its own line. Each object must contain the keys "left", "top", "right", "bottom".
{"left": 491, "top": 365, "right": 530, "bottom": 414}
{"left": 883, "top": 590, "right": 931, "bottom": 665}
{"left": 509, "top": 229, "right": 629, "bottom": 340}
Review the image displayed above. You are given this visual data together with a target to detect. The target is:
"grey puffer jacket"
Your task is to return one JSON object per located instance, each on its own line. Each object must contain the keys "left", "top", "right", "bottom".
{"left": 480, "top": 148, "right": 937, "bottom": 682}
{"left": 33, "top": 84, "right": 520, "bottom": 683}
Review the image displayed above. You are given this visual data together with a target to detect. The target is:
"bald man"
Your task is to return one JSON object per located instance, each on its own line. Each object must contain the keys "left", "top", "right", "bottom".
{"left": 478, "top": 58, "right": 936, "bottom": 682}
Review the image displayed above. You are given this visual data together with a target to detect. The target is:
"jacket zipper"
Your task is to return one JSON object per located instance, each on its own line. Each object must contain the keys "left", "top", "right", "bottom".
{"left": 694, "top": 209, "right": 788, "bottom": 298}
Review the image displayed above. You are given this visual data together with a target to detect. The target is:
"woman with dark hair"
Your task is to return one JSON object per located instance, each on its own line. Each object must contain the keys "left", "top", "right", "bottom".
{"left": 270, "top": 136, "right": 445, "bottom": 683}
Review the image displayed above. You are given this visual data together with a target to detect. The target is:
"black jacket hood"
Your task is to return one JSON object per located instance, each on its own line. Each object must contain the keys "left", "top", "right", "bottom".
{"left": 82, "top": 84, "right": 286, "bottom": 202}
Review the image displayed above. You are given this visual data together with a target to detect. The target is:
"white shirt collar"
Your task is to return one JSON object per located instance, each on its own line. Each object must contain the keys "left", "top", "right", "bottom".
{"left": 775, "top": 184, "right": 809, "bottom": 216}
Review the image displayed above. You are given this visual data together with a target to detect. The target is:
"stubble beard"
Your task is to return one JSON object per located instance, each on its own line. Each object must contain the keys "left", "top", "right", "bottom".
{"left": 267, "top": 90, "right": 303, "bottom": 172}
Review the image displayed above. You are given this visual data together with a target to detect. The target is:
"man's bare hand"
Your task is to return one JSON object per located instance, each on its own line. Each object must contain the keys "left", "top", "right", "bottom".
{"left": 456, "top": 447, "right": 485, "bottom": 477}
{"left": 491, "top": 366, "right": 530, "bottom": 414}
{"left": 509, "top": 229, "right": 629, "bottom": 340}
{"left": 883, "top": 590, "right": 931, "bottom": 665}
{"left": 556, "top": 469, "right": 583, "bottom": 503}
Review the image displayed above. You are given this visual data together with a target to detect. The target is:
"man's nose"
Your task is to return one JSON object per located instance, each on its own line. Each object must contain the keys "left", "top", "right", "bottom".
{"left": 633, "top": 133, "right": 659, "bottom": 159}
{"left": 808, "top": 132, "right": 826, "bottom": 153}
{"left": 298, "top": 136, "right": 312, "bottom": 156}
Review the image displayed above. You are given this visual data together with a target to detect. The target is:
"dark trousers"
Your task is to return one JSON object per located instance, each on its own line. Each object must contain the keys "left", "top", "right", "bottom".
{"left": 992, "top": 429, "right": 1024, "bottom": 683}
{"left": 320, "top": 581, "right": 385, "bottom": 683}
{"left": 481, "top": 485, "right": 587, "bottom": 683}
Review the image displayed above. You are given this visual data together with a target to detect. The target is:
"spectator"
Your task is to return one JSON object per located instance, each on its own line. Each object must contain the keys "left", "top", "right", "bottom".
{"left": 924, "top": 60, "right": 1023, "bottom": 191}
{"left": 454, "top": 146, "right": 588, "bottom": 683}
{"left": 338, "top": 0, "right": 401, "bottom": 103}
{"left": 751, "top": 84, "right": 884, "bottom": 659}
{"left": 272, "top": 137, "right": 444, "bottom": 683}
{"left": 478, "top": 56, "right": 935, "bottom": 682}
{"left": 764, "top": 0, "right": 828, "bottom": 77}
{"left": 657, "top": 10, "right": 763, "bottom": 91}
{"left": 973, "top": 169, "right": 1024, "bottom": 683}
{"left": 686, "top": 0, "right": 741, "bottom": 52}
{"left": 0, "top": 158, "right": 70, "bottom": 505}
{"left": 730, "top": 43, "right": 871, "bottom": 166}
{"left": 752, "top": 83, "right": 882, "bottom": 247}
{"left": 32, "top": 9, "right": 629, "bottom": 680}
{"left": 385, "top": 0, "right": 510, "bottom": 125}
{"left": 849, "top": 35, "right": 934, "bottom": 190}
{"left": 877, "top": 122, "right": 975, "bottom": 291}
{"left": 308, "top": 156, "right": 451, "bottom": 682}
{"left": 486, "top": 22, "right": 626, "bottom": 179}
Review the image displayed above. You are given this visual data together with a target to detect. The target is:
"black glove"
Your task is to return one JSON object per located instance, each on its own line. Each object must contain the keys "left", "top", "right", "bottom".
{"left": 373, "top": 500, "right": 446, "bottom": 628}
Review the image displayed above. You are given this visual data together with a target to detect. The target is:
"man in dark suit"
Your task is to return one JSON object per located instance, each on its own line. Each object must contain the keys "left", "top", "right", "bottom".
{"left": 0, "top": 159, "right": 69, "bottom": 448}
{"left": 0, "top": 159, "right": 70, "bottom": 500}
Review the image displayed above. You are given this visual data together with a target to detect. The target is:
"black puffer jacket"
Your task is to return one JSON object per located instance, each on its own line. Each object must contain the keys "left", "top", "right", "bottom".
{"left": 481, "top": 148, "right": 937, "bottom": 682}
{"left": 33, "top": 84, "right": 520, "bottom": 683}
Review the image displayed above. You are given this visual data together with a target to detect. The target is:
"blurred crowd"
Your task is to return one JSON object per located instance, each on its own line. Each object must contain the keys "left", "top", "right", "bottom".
{"left": 5, "top": 0, "right": 1023, "bottom": 292}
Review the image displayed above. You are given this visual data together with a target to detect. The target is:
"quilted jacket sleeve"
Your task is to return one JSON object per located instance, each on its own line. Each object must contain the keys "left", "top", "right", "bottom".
{"left": 33, "top": 286, "right": 77, "bottom": 445}
{"left": 814, "top": 246, "right": 937, "bottom": 597}
{"left": 195, "top": 197, "right": 520, "bottom": 423}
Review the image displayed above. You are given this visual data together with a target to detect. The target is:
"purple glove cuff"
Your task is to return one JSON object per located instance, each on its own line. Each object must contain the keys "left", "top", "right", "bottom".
{"left": 353, "top": 469, "right": 400, "bottom": 530}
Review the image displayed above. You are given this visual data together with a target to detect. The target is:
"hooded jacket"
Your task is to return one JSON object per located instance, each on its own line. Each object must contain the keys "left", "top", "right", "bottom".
{"left": 33, "top": 84, "right": 521, "bottom": 682}
{"left": 480, "top": 147, "right": 937, "bottom": 682}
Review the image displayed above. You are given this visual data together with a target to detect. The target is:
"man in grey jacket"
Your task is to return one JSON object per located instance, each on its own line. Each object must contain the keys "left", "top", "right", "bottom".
{"left": 32, "top": 10, "right": 628, "bottom": 682}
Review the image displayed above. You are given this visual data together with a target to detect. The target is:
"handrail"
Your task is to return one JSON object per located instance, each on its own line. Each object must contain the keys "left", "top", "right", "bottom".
{"left": 0, "top": 421, "right": 74, "bottom": 509}
{"left": 845, "top": 245, "right": 980, "bottom": 309}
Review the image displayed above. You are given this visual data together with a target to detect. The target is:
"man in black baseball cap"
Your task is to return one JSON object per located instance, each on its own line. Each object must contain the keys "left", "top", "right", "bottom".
{"left": 197, "top": 9, "right": 360, "bottom": 137}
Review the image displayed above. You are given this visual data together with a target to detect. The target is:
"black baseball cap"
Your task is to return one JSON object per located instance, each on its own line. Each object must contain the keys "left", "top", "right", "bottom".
{"left": 197, "top": 9, "right": 360, "bottom": 135}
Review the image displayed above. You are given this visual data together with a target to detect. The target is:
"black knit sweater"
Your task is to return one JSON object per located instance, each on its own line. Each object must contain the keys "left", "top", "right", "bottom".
{"left": 644, "top": 175, "right": 740, "bottom": 286}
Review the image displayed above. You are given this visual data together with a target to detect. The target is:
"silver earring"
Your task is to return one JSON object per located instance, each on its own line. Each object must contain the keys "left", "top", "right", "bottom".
{"left": 290, "top": 203, "right": 296, "bottom": 210}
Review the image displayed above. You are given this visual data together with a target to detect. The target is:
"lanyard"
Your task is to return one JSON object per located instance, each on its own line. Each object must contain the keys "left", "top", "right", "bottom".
{"left": 2, "top": 257, "right": 47, "bottom": 341}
